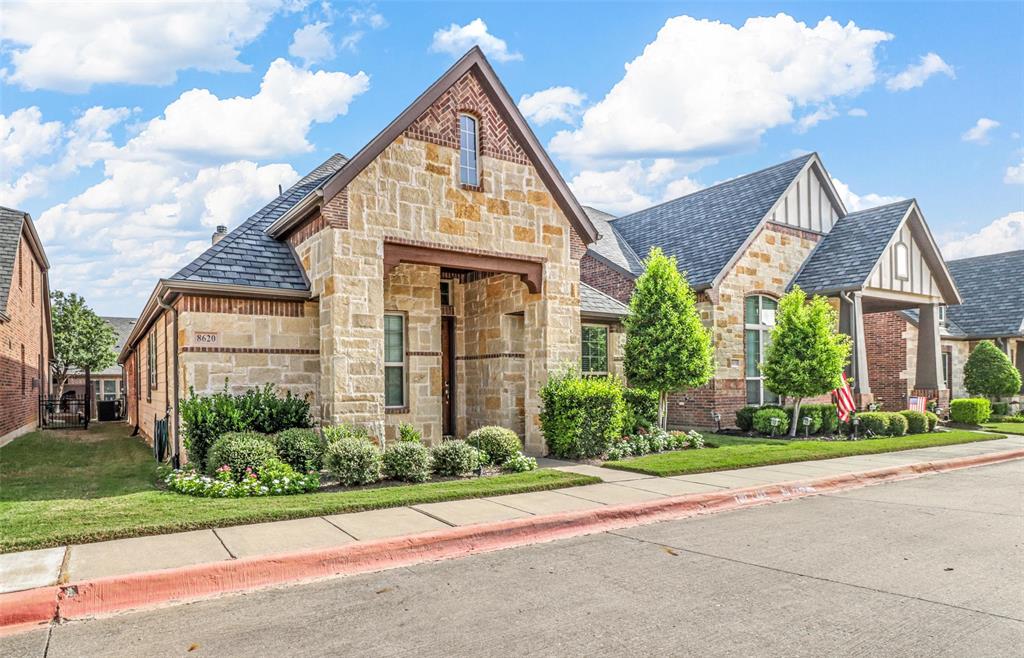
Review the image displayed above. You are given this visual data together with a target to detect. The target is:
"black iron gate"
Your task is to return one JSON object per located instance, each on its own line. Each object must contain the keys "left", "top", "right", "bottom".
{"left": 39, "top": 393, "right": 90, "bottom": 430}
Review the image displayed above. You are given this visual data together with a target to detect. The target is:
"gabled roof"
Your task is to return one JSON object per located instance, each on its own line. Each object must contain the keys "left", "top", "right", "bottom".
{"left": 267, "top": 47, "right": 598, "bottom": 245}
{"left": 582, "top": 206, "right": 644, "bottom": 276}
{"left": 172, "top": 155, "right": 347, "bottom": 290}
{"left": 608, "top": 154, "right": 816, "bottom": 288}
{"left": 0, "top": 206, "right": 49, "bottom": 320}
{"left": 899, "top": 308, "right": 968, "bottom": 338}
{"left": 580, "top": 281, "right": 629, "bottom": 319}
{"left": 944, "top": 250, "right": 1024, "bottom": 338}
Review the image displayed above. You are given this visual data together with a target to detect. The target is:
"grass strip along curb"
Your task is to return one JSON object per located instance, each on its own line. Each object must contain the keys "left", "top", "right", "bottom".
{"left": 0, "top": 470, "right": 598, "bottom": 553}
{"left": 983, "top": 422, "right": 1024, "bottom": 435}
{"left": 603, "top": 430, "right": 1004, "bottom": 477}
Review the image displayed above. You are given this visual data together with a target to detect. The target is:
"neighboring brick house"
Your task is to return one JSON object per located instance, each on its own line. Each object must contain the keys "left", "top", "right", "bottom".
{"left": 119, "top": 48, "right": 628, "bottom": 460}
{"left": 581, "top": 154, "right": 962, "bottom": 428}
{"left": 0, "top": 207, "right": 54, "bottom": 445}
{"left": 63, "top": 316, "right": 135, "bottom": 419}
{"left": 864, "top": 250, "right": 1024, "bottom": 411}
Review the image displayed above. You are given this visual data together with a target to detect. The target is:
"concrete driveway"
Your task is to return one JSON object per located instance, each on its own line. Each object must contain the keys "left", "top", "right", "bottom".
{"left": 4, "top": 460, "right": 1021, "bottom": 657}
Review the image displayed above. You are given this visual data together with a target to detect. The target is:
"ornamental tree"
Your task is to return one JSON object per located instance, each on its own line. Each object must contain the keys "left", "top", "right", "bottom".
{"left": 761, "top": 287, "right": 850, "bottom": 437}
{"left": 964, "top": 340, "right": 1022, "bottom": 398}
{"left": 51, "top": 290, "right": 117, "bottom": 397}
{"left": 624, "top": 247, "right": 714, "bottom": 429}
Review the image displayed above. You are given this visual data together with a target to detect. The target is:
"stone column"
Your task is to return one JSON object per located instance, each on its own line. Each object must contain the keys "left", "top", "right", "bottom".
{"left": 839, "top": 292, "right": 871, "bottom": 401}
{"left": 914, "top": 303, "right": 943, "bottom": 391}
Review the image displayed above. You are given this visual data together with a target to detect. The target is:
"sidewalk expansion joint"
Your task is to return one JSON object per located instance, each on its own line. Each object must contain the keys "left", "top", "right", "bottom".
{"left": 211, "top": 529, "right": 237, "bottom": 560}
{"left": 319, "top": 516, "right": 359, "bottom": 541}
{"left": 407, "top": 506, "right": 457, "bottom": 527}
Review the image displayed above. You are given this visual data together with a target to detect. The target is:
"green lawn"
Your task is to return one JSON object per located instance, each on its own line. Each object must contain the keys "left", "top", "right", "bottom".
{"left": 983, "top": 422, "right": 1024, "bottom": 435}
{"left": 604, "top": 430, "right": 1005, "bottom": 477}
{"left": 0, "top": 426, "right": 598, "bottom": 553}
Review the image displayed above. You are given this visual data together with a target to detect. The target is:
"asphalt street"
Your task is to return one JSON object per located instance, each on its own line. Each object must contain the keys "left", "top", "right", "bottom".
{"left": 5, "top": 460, "right": 1022, "bottom": 657}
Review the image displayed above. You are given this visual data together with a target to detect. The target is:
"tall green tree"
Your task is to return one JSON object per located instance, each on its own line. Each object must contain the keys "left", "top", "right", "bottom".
{"left": 51, "top": 291, "right": 117, "bottom": 396}
{"left": 761, "top": 287, "right": 851, "bottom": 437}
{"left": 964, "top": 340, "right": 1022, "bottom": 398}
{"left": 624, "top": 248, "right": 714, "bottom": 429}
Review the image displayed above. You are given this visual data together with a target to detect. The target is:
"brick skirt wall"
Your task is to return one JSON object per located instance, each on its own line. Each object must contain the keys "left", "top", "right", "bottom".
{"left": 864, "top": 312, "right": 909, "bottom": 410}
{"left": 667, "top": 378, "right": 747, "bottom": 429}
{"left": 0, "top": 353, "right": 39, "bottom": 439}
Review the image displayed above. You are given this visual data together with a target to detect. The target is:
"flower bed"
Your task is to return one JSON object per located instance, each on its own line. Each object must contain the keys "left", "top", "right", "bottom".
{"left": 165, "top": 460, "right": 320, "bottom": 498}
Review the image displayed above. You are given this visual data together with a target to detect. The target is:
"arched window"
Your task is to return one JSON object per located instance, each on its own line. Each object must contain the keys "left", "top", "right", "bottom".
{"left": 894, "top": 242, "right": 909, "bottom": 280}
{"left": 459, "top": 114, "right": 479, "bottom": 186}
{"left": 744, "top": 295, "right": 780, "bottom": 406}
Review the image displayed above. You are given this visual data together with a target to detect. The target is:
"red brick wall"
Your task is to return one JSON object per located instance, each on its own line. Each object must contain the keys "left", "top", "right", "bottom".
{"left": 580, "top": 253, "right": 635, "bottom": 304}
{"left": 864, "top": 311, "right": 909, "bottom": 410}
{"left": 1, "top": 234, "right": 48, "bottom": 440}
{"left": 667, "top": 378, "right": 747, "bottom": 429}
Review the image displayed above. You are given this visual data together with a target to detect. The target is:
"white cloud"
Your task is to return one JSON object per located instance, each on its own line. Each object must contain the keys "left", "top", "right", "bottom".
{"left": 830, "top": 177, "right": 904, "bottom": 212}
{"left": 340, "top": 32, "right": 364, "bottom": 52}
{"left": 0, "top": 1, "right": 297, "bottom": 92}
{"left": 290, "top": 22, "right": 336, "bottom": 66}
{"left": 795, "top": 103, "right": 838, "bottom": 133}
{"left": 430, "top": 18, "right": 523, "bottom": 63}
{"left": 940, "top": 212, "right": 1024, "bottom": 260}
{"left": 569, "top": 160, "right": 705, "bottom": 215}
{"left": 961, "top": 118, "right": 1000, "bottom": 144}
{"left": 848, "top": 108, "right": 868, "bottom": 117}
{"left": 518, "top": 87, "right": 586, "bottom": 125}
{"left": 1003, "top": 158, "right": 1024, "bottom": 184}
{"left": 0, "top": 107, "right": 62, "bottom": 170}
{"left": 886, "top": 52, "right": 955, "bottom": 92}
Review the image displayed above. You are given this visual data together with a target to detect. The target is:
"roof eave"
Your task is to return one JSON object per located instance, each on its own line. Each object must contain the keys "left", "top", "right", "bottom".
{"left": 265, "top": 188, "right": 324, "bottom": 239}
{"left": 581, "top": 310, "right": 627, "bottom": 321}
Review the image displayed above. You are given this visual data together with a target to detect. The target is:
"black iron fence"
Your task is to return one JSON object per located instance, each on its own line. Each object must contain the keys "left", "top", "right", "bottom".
{"left": 39, "top": 394, "right": 90, "bottom": 430}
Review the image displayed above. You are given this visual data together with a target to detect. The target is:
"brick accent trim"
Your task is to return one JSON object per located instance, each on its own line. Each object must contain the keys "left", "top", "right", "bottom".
{"left": 177, "top": 295, "right": 306, "bottom": 317}
{"left": 406, "top": 351, "right": 442, "bottom": 357}
{"left": 385, "top": 236, "right": 546, "bottom": 264}
{"left": 285, "top": 188, "right": 348, "bottom": 246}
{"left": 181, "top": 347, "right": 318, "bottom": 355}
{"left": 457, "top": 352, "right": 526, "bottom": 361}
{"left": 385, "top": 406, "right": 411, "bottom": 415}
{"left": 765, "top": 222, "right": 825, "bottom": 242}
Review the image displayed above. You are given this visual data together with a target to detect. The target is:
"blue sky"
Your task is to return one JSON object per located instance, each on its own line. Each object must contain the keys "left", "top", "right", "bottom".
{"left": 2, "top": 1, "right": 1021, "bottom": 316}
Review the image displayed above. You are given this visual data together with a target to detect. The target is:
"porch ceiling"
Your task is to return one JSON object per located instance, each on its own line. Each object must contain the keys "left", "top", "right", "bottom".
{"left": 383, "top": 240, "right": 543, "bottom": 293}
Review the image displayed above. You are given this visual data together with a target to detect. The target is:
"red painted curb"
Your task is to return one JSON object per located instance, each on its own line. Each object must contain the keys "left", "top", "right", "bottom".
{"left": 3, "top": 447, "right": 1022, "bottom": 630}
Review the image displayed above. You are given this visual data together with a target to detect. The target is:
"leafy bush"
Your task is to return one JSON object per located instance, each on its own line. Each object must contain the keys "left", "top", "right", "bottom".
{"left": 622, "top": 387, "right": 659, "bottom": 433}
{"left": 886, "top": 413, "right": 909, "bottom": 437}
{"left": 964, "top": 341, "right": 1022, "bottom": 397}
{"left": 235, "top": 384, "right": 312, "bottom": 434}
{"left": 430, "top": 440, "right": 480, "bottom": 476}
{"left": 324, "top": 437, "right": 382, "bottom": 486}
{"left": 802, "top": 403, "right": 840, "bottom": 434}
{"left": 207, "top": 432, "right": 277, "bottom": 478}
{"left": 736, "top": 405, "right": 782, "bottom": 432}
{"left": 899, "top": 410, "right": 928, "bottom": 435}
{"left": 398, "top": 423, "right": 422, "bottom": 443}
{"left": 166, "top": 458, "right": 318, "bottom": 497}
{"left": 990, "top": 413, "right": 1024, "bottom": 423}
{"left": 753, "top": 407, "right": 790, "bottom": 435}
{"left": 786, "top": 405, "right": 822, "bottom": 434}
{"left": 382, "top": 441, "right": 431, "bottom": 483}
{"left": 502, "top": 452, "right": 537, "bottom": 473}
{"left": 322, "top": 423, "right": 371, "bottom": 443}
{"left": 991, "top": 402, "right": 1010, "bottom": 416}
{"left": 466, "top": 426, "right": 522, "bottom": 466}
{"left": 855, "top": 412, "right": 890, "bottom": 436}
{"left": 925, "top": 411, "right": 939, "bottom": 431}
{"left": 949, "top": 398, "right": 991, "bottom": 425}
{"left": 540, "top": 372, "right": 625, "bottom": 459}
{"left": 273, "top": 428, "right": 324, "bottom": 472}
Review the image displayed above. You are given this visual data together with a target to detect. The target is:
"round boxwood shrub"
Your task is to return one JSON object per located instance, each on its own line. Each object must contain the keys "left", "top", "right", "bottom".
{"left": 207, "top": 432, "right": 277, "bottom": 478}
{"left": 886, "top": 413, "right": 909, "bottom": 437}
{"left": 735, "top": 406, "right": 757, "bottom": 432}
{"left": 802, "top": 403, "right": 839, "bottom": 434}
{"left": 540, "top": 372, "right": 625, "bottom": 459}
{"left": 382, "top": 441, "right": 431, "bottom": 483}
{"left": 925, "top": 411, "right": 939, "bottom": 431}
{"left": 899, "top": 410, "right": 928, "bottom": 435}
{"left": 753, "top": 407, "right": 790, "bottom": 435}
{"left": 324, "top": 437, "right": 382, "bottom": 486}
{"left": 466, "top": 426, "right": 522, "bottom": 466}
{"left": 786, "top": 406, "right": 822, "bottom": 434}
{"left": 854, "top": 412, "right": 889, "bottom": 436}
{"left": 430, "top": 440, "right": 479, "bottom": 476}
{"left": 273, "top": 428, "right": 324, "bottom": 472}
{"left": 949, "top": 398, "right": 991, "bottom": 425}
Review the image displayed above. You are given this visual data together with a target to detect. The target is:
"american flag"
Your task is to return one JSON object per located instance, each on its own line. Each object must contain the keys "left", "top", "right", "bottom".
{"left": 832, "top": 372, "right": 856, "bottom": 423}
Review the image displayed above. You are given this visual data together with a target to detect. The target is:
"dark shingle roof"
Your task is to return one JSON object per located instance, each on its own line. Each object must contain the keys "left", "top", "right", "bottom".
{"left": 580, "top": 282, "right": 629, "bottom": 318}
{"left": 582, "top": 206, "right": 644, "bottom": 275}
{"left": 944, "top": 250, "right": 1024, "bottom": 338}
{"left": 608, "top": 154, "right": 814, "bottom": 288}
{"left": 792, "top": 199, "right": 914, "bottom": 293}
{"left": 0, "top": 206, "right": 28, "bottom": 315}
{"left": 900, "top": 308, "right": 968, "bottom": 338}
{"left": 172, "top": 155, "right": 347, "bottom": 289}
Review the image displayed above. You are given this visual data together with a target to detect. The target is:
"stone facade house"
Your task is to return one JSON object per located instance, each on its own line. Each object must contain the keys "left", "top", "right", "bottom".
{"left": 581, "top": 154, "right": 962, "bottom": 428}
{"left": 0, "top": 206, "right": 53, "bottom": 445}
{"left": 119, "top": 48, "right": 627, "bottom": 460}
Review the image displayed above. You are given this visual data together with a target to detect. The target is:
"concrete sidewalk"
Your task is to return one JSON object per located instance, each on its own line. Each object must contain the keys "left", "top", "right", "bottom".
{"left": 2, "top": 435, "right": 1022, "bottom": 596}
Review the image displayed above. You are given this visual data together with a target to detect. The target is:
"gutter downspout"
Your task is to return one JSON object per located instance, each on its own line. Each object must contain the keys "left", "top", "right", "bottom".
{"left": 156, "top": 295, "right": 181, "bottom": 468}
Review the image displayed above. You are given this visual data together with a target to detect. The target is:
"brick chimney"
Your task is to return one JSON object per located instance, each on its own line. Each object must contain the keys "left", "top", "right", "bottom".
{"left": 212, "top": 225, "right": 228, "bottom": 245}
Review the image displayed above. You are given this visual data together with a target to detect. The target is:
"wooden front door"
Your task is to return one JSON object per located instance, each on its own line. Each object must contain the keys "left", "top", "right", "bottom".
{"left": 441, "top": 316, "right": 455, "bottom": 436}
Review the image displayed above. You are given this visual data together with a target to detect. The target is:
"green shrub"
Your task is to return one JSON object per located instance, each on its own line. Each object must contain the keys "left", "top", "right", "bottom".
{"left": 786, "top": 405, "right": 822, "bottom": 434}
{"left": 466, "top": 426, "right": 522, "bottom": 466}
{"left": 540, "top": 372, "right": 625, "bottom": 459}
{"left": 949, "top": 398, "right": 991, "bottom": 425}
{"left": 235, "top": 384, "right": 312, "bottom": 434}
{"left": 925, "top": 411, "right": 939, "bottom": 431}
{"left": 886, "top": 413, "right": 908, "bottom": 437}
{"left": 899, "top": 410, "right": 928, "bottom": 435}
{"left": 207, "top": 432, "right": 277, "bottom": 478}
{"left": 964, "top": 341, "right": 1022, "bottom": 397}
{"left": 753, "top": 407, "right": 790, "bottom": 435}
{"left": 502, "top": 452, "right": 537, "bottom": 473}
{"left": 854, "top": 412, "right": 889, "bottom": 436}
{"left": 322, "top": 423, "right": 371, "bottom": 443}
{"left": 272, "top": 428, "right": 324, "bottom": 472}
{"left": 430, "top": 440, "right": 480, "bottom": 476}
{"left": 802, "top": 403, "right": 839, "bottom": 434}
{"left": 382, "top": 441, "right": 431, "bottom": 483}
{"left": 991, "top": 402, "right": 1010, "bottom": 416}
{"left": 736, "top": 405, "right": 782, "bottom": 432}
{"left": 622, "top": 387, "right": 659, "bottom": 432}
{"left": 398, "top": 423, "right": 422, "bottom": 443}
{"left": 324, "top": 437, "right": 382, "bottom": 486}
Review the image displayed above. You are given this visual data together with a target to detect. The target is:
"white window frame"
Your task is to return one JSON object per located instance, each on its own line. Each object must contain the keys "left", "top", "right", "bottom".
{"left": 894, "top": 241, "right": 910, "bottom": 281}
{"left": 458, "top": 113, "right": 479, "bottom": 187}
{"left": 384, "top": 313, "right": 406, "bottom": 408}
{"left": 744, "top": 295, "right": 780, "bottom": 406}
{"left": 581, "top": 324, "right": 610, "bottom": 376}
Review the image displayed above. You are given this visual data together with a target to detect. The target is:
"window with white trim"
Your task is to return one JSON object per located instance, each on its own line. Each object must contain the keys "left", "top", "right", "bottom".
{"left": 459, "top": 114, "right": 479, "bottom": 186}
{"left": 384, "top": 314, "right": 406, "bottom": 407}
{"left": 147, "top": 335, "right": 158, "bottom": 394}
{"left": 894, "top": 242, "right": 909, "bottom": 280}
{"left": 744, "top": 295, "right": 780, "bottom": 406}
{"left": 581, "top": 325, "right": 609, "bottom": 376}
{"left": 942, "top": 351, "right": 952, "bottom": 390}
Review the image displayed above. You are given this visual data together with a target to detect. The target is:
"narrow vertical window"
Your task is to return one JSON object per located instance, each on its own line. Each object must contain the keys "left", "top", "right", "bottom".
{"left": 148, "top": 336, "right": 158, "bottom": 394}
{"left": 31, "top": 265, "right": 35, "bottom": 303}
{"left": 384, "top": 314, "right": 406, "bottom": 407}
{"left": 744, "top": 295, "right": 779, "bottom": 405}
{"left": 459, "top": 114, "right": 478, "bottom": 186}
{"left": 894, "top": 242, "right": 909, "bottom": 280}
{"left": 581, "top": 325, "right": 609, "bottom": 376}
{"left": 21, "top": 344, "right": 26, "bottom": 395}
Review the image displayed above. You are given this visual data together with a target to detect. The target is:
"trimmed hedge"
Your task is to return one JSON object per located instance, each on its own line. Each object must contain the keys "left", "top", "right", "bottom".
{"left": 899, "top": 410, "right": 928, "bottom": 435}
{"left": 925, "top": 411, "right": 939, "bottom": 431}
{"left": 950, "top": 398, "right": 991, "bottom": 425}
{"left": 324, "top": 437, "right": 382, "bottom": 486}
{"left": 207, "top": 432, "right": 278, "bottom": 478}
{"left": 622, "top": 388, "right": 659, "bottom": 433}
{"left": 382, "top": 441, "right": 431, "bottom": 483}
{"left": 540, "top": 373, "right": 625, "bottom": 459}
{"left": 430, "top": 440, "right": 480, "bottom": 476}
{"left": 855, "top": 412, "right": 907, "bottom": 437}
{"left": 753, "top": 407, "right": 790, "bottom": 435}
{"left": 786, "top": 406, "right": 822, "bottom": 434}
{"left": 466, "top": 426, "right": 522, "bottom": 466}
{"left": 272, "top": 428, "right": 324, "bottom": 472}
{"left": 736, "top": 405, "right": 782, "bottom": 432}
{"left": 886, "top": 413, "right": 909, "bottom": 437}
